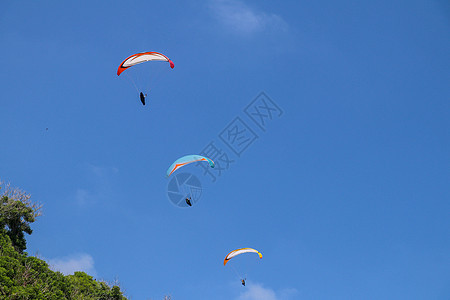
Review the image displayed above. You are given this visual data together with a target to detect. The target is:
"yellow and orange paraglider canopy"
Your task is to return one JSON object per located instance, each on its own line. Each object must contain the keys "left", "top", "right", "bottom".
{"left": 223, "top": 248, "right": 263, "bottom": 266}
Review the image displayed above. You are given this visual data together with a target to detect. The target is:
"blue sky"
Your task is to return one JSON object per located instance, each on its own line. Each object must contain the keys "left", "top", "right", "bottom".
{"left": 1, "top": 0, "right": 449, "bottom": 299}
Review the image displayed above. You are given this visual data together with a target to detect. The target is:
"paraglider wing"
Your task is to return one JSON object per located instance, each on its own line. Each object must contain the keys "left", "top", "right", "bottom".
{"left": 166, "top": 155, "right": 215, "bottom": 177}
{"left": 223, "top": 248, "right": 263, "bottom": 266}
{"left": 117, "top": 51, "right": 174, "bottom": 76}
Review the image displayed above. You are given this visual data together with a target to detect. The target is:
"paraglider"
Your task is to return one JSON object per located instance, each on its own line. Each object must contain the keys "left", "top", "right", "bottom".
{"left": 224, "top": 248, "right": 263, "bottom": 286}
{"left": 166, "top": 155, "right": 215, "bottom": 177}
{"left": 117, "top": 51, "right": 174, "bottom": 105}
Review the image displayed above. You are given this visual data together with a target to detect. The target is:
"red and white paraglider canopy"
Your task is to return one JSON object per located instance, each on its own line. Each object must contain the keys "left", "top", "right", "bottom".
{"left": 117, "top": 51, "right": 174, "bottom": 76}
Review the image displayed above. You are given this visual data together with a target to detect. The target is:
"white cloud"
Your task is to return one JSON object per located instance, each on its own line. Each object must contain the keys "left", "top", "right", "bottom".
{"left": 72, "top": 164, "right": 119, "bottom": 206}
{"left": 238, "top": 284, "right": 277, "bottom": 300}
{"left": 88, "top": 164, "right": 119, "bottom": 179}
{"left": 279, "top": 288, "right": 299, "bottom": 299}
{"left": 48, "top": 253, "right": 96, "bottom": 276}
{"left": 74, "top": 188, "right": 91, "bottom": 205}
{"left": 209, "top": 0, "right": 288, "bottom": 35}
{"left": 236, "top": 283, "right": 298, "bottom": 300}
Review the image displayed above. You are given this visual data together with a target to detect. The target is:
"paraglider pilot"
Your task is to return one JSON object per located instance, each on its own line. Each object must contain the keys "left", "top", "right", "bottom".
{"left": 185, "top": 197, "right": 192, "bottom": 207}
{"left": 140, "top": 92, "right": 147, "bottom": 105}
{"left": 241, "top": 279, "right": 246, "bottom": 286}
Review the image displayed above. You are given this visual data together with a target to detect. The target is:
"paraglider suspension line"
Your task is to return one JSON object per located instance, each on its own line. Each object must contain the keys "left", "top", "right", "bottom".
{"left": 125, "top": 73, "right": 141, "bottom": 94}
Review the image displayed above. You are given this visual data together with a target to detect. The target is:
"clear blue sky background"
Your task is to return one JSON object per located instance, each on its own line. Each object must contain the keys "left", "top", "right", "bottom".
{"left": 1, "top": 1, "right": 449, "bottom": 299}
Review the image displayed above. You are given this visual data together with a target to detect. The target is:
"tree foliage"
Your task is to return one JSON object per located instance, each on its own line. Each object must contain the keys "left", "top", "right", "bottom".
{"left": 0, "top": 182, "right": 128, "bottom": 299}
{"left": 0, "top": 182, "right": 42, "bottom": 253}
{"left": 0, "top": 229, "right": 127, "bottom": 299}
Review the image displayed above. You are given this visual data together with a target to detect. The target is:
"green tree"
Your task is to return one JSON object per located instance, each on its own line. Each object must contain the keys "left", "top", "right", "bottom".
{"left": 0, "top": 181, "right": 128, "bottom": 299}
{"left": 0, "top": 182, "right": 41, "bottom": 253}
